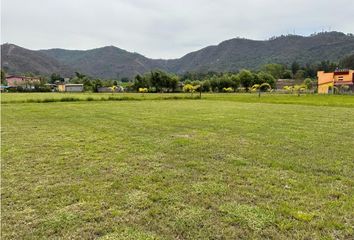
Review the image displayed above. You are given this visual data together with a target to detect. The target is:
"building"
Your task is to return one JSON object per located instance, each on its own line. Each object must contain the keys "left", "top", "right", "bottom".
{"left": 57, "top": 83, "right": 84, "bottom": 92}
{"left": 5, "top": 75, "right": 40, "bottom": 88}
{"left": 0, "top": 86, "right": 9, "bottom": 92}
{"left": 317, "top": 69, "right": 354, "bottom": 94}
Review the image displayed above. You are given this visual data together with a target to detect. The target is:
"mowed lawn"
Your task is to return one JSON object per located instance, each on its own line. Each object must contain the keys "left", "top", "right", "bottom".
{"left": 1, "top": 94, "right": 354, "bottom": 239}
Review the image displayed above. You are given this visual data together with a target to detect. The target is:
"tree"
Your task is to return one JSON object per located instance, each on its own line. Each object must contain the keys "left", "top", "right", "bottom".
{"left": 150, "top": 71, "right": 163, "bottom": 92}
{"left": 252, "top": 72, "right": 262, "bottom": 85}
{"left": 282, "top": 70, "right": 293, "bottom": 79}
{"left": 261, "top": 63, "right": 284, "bottom": 79}
{"left": 238, "top": 70, "right": 254, "bottom": 92}
{"left": 291, "top": 61, "right": 300, "bottom": 75}
{"left": 149, "top": 70, "right": 179, "bottom": 92}
{"left": 168, "top": 75, "right": 179, "bottom": 92}
{"left": 257, "top": 72, "right": 275, "bottom": 88}
{"left": 201, "top": 80, "right": 211, "bottom": 92}
{"left": 251, "top": 83, "right": 271, "bottom": 97}
{"left": 218, "top": 75, "right": 234, "bottom": 90}
{"left": 183, "top": 84, "right": 195, "bottom": 94}
{"left": 184, "top": 79, "right": 192, "bottom": 85}
{"left": 82, "top": 78, "right": 93, "bottom": 91}
{"left": 209, "top": 77, "right": 219, "bottom": 92}
{"left": 50, "top": 73, "right": 64, "bottom": 83}
{"left": 317, "top": 61, "right": 338, "bottom": 72}
{"left": 75, "top": 72, "right": 86, "bottom": 79}
{"left": 230, "top": 74, "right": 240, "bottom": 91}
{"left": 120, "top": 77, "right": 130, "bottom": 83}
{"left": 294, "top": 70, "right": 306, "bottom": 80}
{"left": 340, "top": 54, "right": 354, "bottom": 69}
{"left": 25, "top": 72, "right": 35, "bottom": 77}
{"left": 303, "top": 63, "right": 316, "bottom": 78}
{"left": 132, "top": 74, "right": 149, "bottom": 91}
{"left": 303, "top": 78, "right": 313, "bottom": 90}
{"left": 92, "top": 79, "right": 103, "bottom": 92}
{"left": 1, "top": 69, "right": 6, "bottom": 85}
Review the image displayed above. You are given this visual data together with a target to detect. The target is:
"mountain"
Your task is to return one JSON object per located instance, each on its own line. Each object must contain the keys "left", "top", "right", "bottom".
{"left": 40, "top": 46, "right": 169, "bottom": 79}
{"left": 168, "top": 32, "right": 354, "bottom": 73}
{"left": 2, "top": 31, "right": 354, "bottom": 78}
{"left": 1, "top": 43, "right": 73, "bottom": 76}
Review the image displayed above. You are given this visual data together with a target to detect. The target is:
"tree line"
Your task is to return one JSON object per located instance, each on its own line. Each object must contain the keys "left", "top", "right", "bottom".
{"left": 2, "top": 53, "right": 353, "bottom": 92}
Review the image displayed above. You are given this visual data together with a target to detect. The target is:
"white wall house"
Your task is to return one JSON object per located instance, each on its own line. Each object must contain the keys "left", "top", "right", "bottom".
{"left": 58, "top": 84, "right": 84, "bottom": 92}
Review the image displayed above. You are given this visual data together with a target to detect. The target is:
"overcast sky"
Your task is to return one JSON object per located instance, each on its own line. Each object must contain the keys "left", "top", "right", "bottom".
{"left": 1, "top": 0, "right": 354, "bottom": 59}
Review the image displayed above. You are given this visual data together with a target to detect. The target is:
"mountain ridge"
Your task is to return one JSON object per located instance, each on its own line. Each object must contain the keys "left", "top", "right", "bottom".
{"left": 2, "top": 31, "right": 354, "bottom": 79}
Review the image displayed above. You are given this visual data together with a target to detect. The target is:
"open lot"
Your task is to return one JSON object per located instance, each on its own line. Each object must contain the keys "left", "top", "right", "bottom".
{"left": 1, "top": 93, "right": 354, "bottom": 239}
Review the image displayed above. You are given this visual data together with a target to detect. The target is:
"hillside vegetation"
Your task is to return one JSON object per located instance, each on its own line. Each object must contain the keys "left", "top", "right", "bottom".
{"left": 2, "top": 32, "right": 354, "bottom": 78}
{"left": 1, "top": 44, "right": 73, "bottom": 76}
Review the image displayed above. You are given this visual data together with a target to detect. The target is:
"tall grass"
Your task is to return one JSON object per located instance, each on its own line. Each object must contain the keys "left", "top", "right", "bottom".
{"left": 2, "top": 95, "right": 201, "bottom": 104}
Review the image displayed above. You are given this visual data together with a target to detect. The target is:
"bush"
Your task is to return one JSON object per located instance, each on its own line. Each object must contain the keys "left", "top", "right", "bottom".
{"left": 138, "top": 88, "right": 148, "bottom": 93}
{"left": 223, "top": 87, "right": 234, "bottom": 93}
{"left": 183, "top": 84, "right": 196, "bottom": 93}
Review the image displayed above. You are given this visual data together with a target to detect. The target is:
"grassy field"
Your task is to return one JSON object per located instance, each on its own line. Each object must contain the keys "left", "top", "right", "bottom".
{"left": 2, "top": 92, "right": 354, "bottom": 107}
{"left": 1, "top": 93, "right": 354, "bottom": 239}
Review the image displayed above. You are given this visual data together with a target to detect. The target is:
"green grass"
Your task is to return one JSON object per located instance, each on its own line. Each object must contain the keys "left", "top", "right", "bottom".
{"left": 0, "top": 92, "right": 200, "bottom": 104}
{"left": 2, "top": 92, "right": 354, "bottom": 107}
{"left": 1, "top": 94, "right": 354, "bottom": 239}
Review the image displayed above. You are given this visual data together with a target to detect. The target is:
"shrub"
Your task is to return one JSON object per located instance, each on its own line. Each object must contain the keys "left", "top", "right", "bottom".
{"left": 138, "top": 88, "right": 148, "bottom": 93}
{"left": 223, "top": 87, "right": 234, "bottom": 93}
{"left": 183, "top": 84, "right": 196, "bottom": 93}
{"left": 339, "top": 85, "right": 350, "bottom": 94}
{"left": 283, "top": 86, "right": 293, "bottom": 93}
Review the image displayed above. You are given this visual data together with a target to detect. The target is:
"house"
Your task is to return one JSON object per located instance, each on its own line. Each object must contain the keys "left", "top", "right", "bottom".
{"left": 317, "top": 69, "right": 354, "bottom": 93}
{"left": 5, "top": 75, "right": 40, "bottom": 88}
{"left": 57, "top": 83, "right": 84, "bottom": 92}
{"left": 0, "top": 86, "right": 9, "bottom": 92}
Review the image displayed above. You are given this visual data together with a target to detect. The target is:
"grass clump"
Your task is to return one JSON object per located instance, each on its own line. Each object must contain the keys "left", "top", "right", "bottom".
{"left": 291, "top": 211, "right": 315, "bottom": 222}
{"left": 41, "top": 211, "right": 79, "bottom": 234}
{"left": 192, "top": 182, "right": 228, "bottom": 196}
{"left": 219, "top": 203, "right": 275, "bottom": 231}
{"left": 125, "top": 190, "right": 151, "bottom": 210}
{"left": 173, "top": 206, "right": 213, "bottom": 239}
{"left": 59, "top": 97, "right": 80, "bottom": 102}
{"left": 98, "top": 227, "right": 160, "bottom": 240}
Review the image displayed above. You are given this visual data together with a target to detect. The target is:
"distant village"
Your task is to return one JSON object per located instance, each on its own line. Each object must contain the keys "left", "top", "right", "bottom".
{"left": 1, "top": 68, "right": 354, "bottom": 94}
{"left": 2, "top": 75, "right": 124, "bottom": 93}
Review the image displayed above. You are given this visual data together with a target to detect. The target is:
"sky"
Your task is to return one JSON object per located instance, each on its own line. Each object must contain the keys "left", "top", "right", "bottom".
{"left": 1, "top": 0, "right": 354, "bottom": 59}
